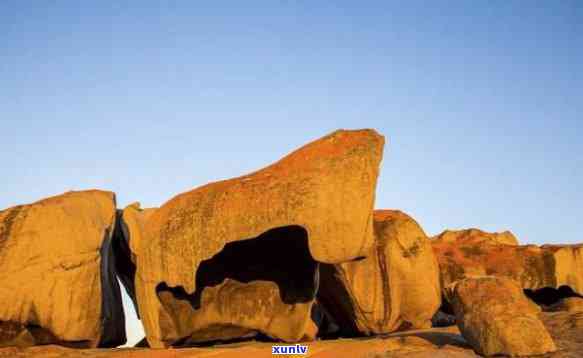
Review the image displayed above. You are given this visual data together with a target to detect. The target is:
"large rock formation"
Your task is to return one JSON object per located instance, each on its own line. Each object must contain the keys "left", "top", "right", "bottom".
{"left": 132, "top": 129, "right": 385, "bottom": 347}
{"left": 448, "top": 276, "right": 556, "bottom": 356}
{"left": 0, "top": 190, "right": 126, "bottom": 348}
{"left": 432, "top": 229, "right": 583, "bottom": 296}
{"left": 318, "top": 210, "right": 441, "bottom": 336}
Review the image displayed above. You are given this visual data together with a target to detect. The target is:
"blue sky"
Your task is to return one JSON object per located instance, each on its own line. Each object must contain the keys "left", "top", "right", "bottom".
{"left": 1, "top": 1, "right": 581, "bottom": 345}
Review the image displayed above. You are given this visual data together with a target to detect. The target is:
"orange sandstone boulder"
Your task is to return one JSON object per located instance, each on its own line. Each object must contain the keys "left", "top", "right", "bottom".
{"left": 318, "top": 210, "right": 441, "bottom": 335}
{"left": 448, "top": 276, "right": 556, "bottom": 356}
{"left": 134, "top": 129, "right": 385, "bottom": 347}
{"left": 432, "top": 229, "right": 583, "bottom": 295}
{"left": 0, "top": 190, "right": 126, "bottom": 348}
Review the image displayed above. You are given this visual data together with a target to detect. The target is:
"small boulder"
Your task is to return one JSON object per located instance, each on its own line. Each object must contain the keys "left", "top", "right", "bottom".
{"left": 448, "top": 276, "right": 557, "bottom": 356}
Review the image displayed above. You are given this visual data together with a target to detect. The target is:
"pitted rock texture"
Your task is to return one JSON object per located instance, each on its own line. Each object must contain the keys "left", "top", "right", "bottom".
{"left": 448, "top": 276, "right": 556, "bottom": 356}
{"left": 432, "top": 229, "right": 583, "bottom": 295}
{"left": 318, "top": 210, "right": 441, "bottom": 336}
{"left": 0, "top": 190, "right": 125, "bottom": 348}
{"left": 133, "top": 129, "right": 385, "bottom": 347}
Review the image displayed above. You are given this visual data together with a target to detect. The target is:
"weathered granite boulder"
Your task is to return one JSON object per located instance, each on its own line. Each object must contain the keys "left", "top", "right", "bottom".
{"left": 133, "top": 129, "right": 385, "bottom": 347}
{"left": 432, "top": 229, "right": 583, "bottom": 295}
{"left": 448, "top": 276, "right": 556, "bottom": 356}
{"left": 0, "top": 190, "right": 125, "bottom": 348}
{"left": 318, "top": 210, "right": 441, "bottom": 336}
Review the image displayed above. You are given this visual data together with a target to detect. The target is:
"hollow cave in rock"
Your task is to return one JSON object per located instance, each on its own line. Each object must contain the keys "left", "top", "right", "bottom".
{"left": 156, "top": 224, "right": 319, "bottom": 312}
{"left": 524, "top": 285, "right": 582, "bottom": 306}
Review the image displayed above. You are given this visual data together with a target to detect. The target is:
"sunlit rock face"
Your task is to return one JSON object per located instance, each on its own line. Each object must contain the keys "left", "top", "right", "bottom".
{"left": 129, "top": 129, "right": 385, "bottom": 347}
{"left": 448, "top": 276, "right": 557, "bottom": 356}
{"left": 0, "top": 190, "right": 125, "bottom": 348}
{"left": 432, "top": 229, "right": 583, "bottom": 296}
{"left": 318, "top": 210, "right": 441, "bottom": 336}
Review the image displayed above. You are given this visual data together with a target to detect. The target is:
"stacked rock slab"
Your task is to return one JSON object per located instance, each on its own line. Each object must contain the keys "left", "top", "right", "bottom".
{"left": 448, "top": 276, "right": 556, "bottom": 356}
{"left": 132, "top": 129, "right": 385, "bottom": 347}
{"left": 318, "top": 210, "right": 441, "bottom": 336}
{"left": 0, "top": 190, "right": 125, "bottom": 348}
{"left": 432, "top": 229, "right": 583, "bottom": 295}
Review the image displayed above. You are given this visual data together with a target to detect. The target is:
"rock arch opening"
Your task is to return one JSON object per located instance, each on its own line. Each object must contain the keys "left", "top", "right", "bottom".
{"left": 154, "top": 225, "right": 320, "bottom": 345}
{"left": 524, "top": 285, "right": 582, "bottom": 307}
{"left": 157, "top": 225, "right": 319, "bottom": 308}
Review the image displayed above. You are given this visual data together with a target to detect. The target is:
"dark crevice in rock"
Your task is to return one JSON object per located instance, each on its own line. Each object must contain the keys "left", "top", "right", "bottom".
{"left": 156, "top": 225, "right": 319, "bottom": 309}
{"left": 431, "top": 310, "right": 457, "bottom": 327}
{"left": 97, "top": 214, "right": 127, "bottom": 348}
{"left": 432, "top": 295, "right": 457, "bottom": 327}
{"left": 524, "top": 286, "right": 583, "bottom": 306}
{"left": 316, "top": 263, "right": 361, "bottom": 338}
{"left": 438, "top": 294, "right": 455, "bottom": 315}
{"left": 113, "top": 210, "right": 139, "bottom": 317}
{"left": 134, "top": 337, "right": 149, "bottom": 348}
{"left": 311, "top": 301, "right": 340, "bottom": 339}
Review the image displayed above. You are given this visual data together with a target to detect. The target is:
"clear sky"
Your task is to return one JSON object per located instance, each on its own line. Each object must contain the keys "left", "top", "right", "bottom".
{"left": 1, "top": 1, "right": 581, "bottom": 346}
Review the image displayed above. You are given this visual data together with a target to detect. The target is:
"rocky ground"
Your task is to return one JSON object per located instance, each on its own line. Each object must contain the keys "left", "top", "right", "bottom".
{"left": 0, "top": 311, "right": 581, "bottom": 357}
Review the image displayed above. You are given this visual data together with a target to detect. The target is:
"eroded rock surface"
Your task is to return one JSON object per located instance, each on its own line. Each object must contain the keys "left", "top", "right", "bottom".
{"left": 318, "top": 210, "right": 441, "bottom": 336}
{"left": 0, "top": 190, "right": 125, "bottom": 348}
{"left": 449, "top": 276, "right": 556, "bottom": 356}
{"left": 432, "top": 229, "right": 583, "bottom": 295}
{"left": 133, "top": 129, "right": 385, "bottom": 347}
